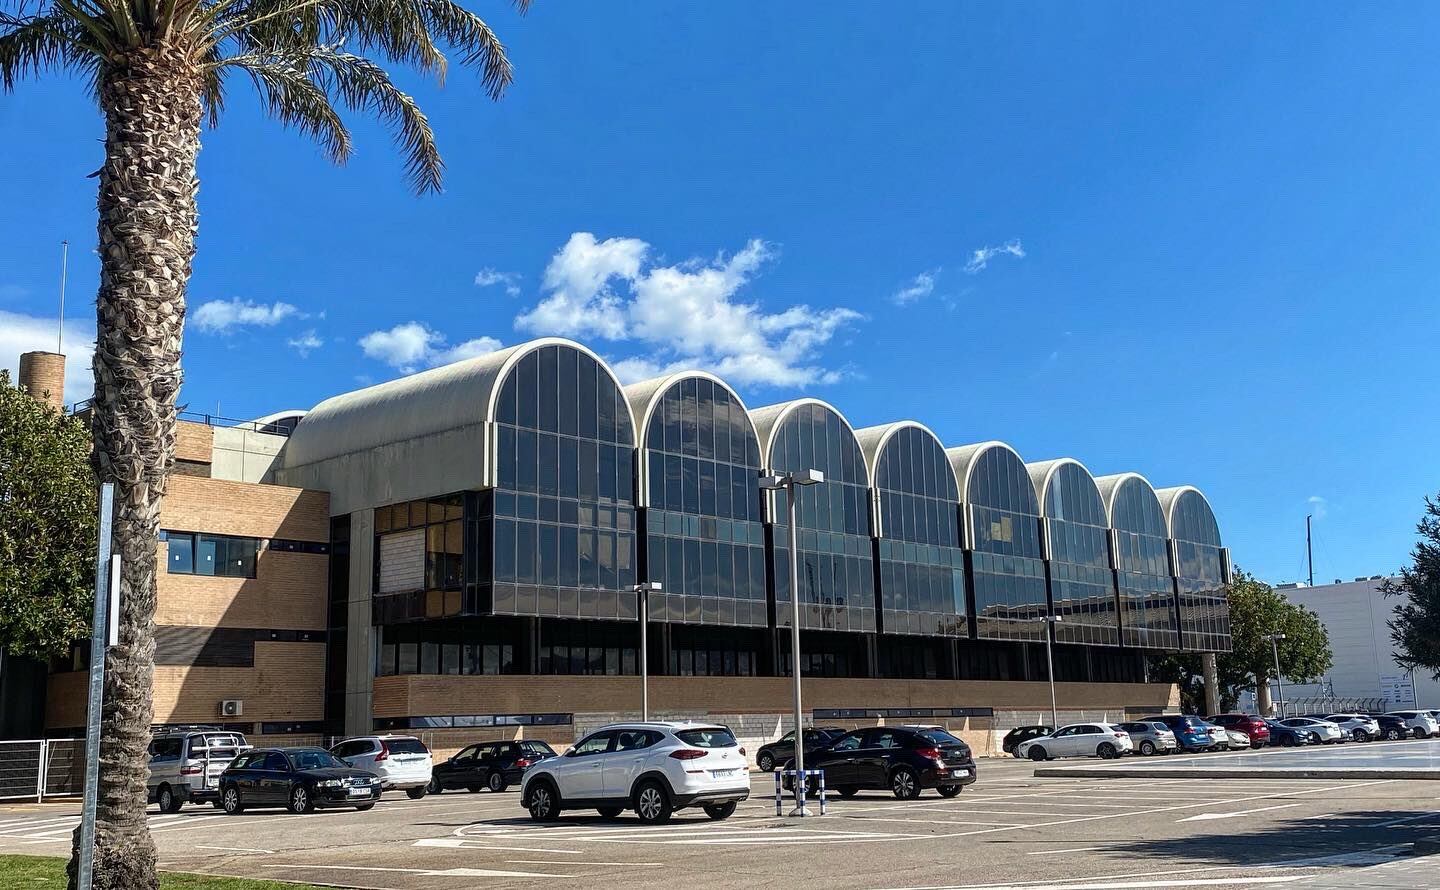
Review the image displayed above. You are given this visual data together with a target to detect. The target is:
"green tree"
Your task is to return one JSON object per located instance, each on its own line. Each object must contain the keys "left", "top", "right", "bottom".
{"left": 1384, "top": 493, "right": 1440, "bottom": 679}
{"left": 0, "top": 370, "right": 96, "bottom": 660}
{"left": 2, "top": 1, "right": 526, "bottom": 886}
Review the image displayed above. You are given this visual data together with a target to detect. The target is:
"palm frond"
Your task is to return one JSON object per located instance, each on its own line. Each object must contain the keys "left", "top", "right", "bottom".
{"left": 0, "top": 10, "right": 96, "bottom": 90}
{"left": 306, "top": 47, "right": 440, "bottom": 189}
{"left": 222, "top": 49, "right": 352, "bottom": 163}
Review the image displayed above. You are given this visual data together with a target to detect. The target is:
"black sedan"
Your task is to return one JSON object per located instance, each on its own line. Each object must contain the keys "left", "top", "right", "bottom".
{"left": 1262, "top": 719, "right": 1315, "bottom": 747}
{"left": 219, "top": 747, "right": 381, "bottom": 814}
{"left": 784, "top": 726, "right": 977, "bottom": 800}
{"left": 429, "top": 739, "right": 557, "bottom": 794}
{"left": 755, "top": 726, "right": 846, "bottom": 772}
{"left": 1001, "top": 725, "right": 1053, "bottom": 755}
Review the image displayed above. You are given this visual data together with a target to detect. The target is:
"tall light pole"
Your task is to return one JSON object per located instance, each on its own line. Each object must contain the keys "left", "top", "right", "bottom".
{"left": 1042, "top": 614, "right": 1063, "bottom": 728}
{"left": 759, "top": 468, "right": 824, "bottom": 817}
{"left": 633, "top": 581, "right": 662, "bottom": 722}
{"left": 1264, "top": 632, "right": 1287, "bottom": 718}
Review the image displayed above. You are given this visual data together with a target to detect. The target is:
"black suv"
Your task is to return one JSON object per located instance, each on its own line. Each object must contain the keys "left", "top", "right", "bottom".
{"left": 755, "top": 727, "right": 845, "bottom": 772}
{"left": 785, "top": 726, "right": 977, "bottom": 799}
{"left": 429, "top": 739, "right": 557, "bottom": 794}
{"left": 219, "top": 747, "right": 381, "bottom": 814}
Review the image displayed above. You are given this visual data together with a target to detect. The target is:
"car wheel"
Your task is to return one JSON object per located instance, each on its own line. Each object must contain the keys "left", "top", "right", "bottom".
{"left": 1139, "top": 740, "right": 1156, "bottom": 756}
{"left": 757, "top": 752, "right": 775, "bottom": 772}
{"left": 634, "top": 780, "right": 673, "bottom": 825}
{"left": 1352, "top": 729, "right": 1367, "bottom": 743}
{"left": 487, "top": 771, "right": 507, "bottom": 793}
{"left": 355, "top": 803, "right": 375, "bottom": 811}
{"left": 157, "top": 784, "right": 182, "bottom": 814}
{"left": 837, "top": 786, "right": 859, "bottom": 798}
{"left": 1416, "top": 729, "right": 1430, "bottom": 740}
{"left": 406, "top": 786, "right": 427, "bottom": 800}
{"left": 427, "top": 777, "right": 443, "bottom": 795}
{"left": 1028, "top": 746, "right": 1048, "bottom": 762}
{"left": 1389, "top": 728, "right": 1404, "bottom": 741}
{"left": 597, "top": 807, "right": 623, "bottom": 819}
{"left": 221, "top": 786, "right": 244, "bottom": 815}
{"left": 288, "top": 785, "right": 314, "bottom": 814}
{"left": 703, "top": 801, "right": 737, "bottom": 820}
{"left": 526, "top": 781, "right": 560, "bottom": 822}
{"left": 890, "top": 767, "right": 920, "bottom": 800}
{"left": 937, "top": 785, "right": 962, "bottom": 798}
{"left": 1097, "top": 743, "right": 1117, "bottom": 760}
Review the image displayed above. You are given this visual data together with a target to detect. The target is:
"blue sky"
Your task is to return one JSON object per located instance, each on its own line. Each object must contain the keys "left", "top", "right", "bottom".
{"left": 2, "top": 3, "right": 1436, "bottom": 586}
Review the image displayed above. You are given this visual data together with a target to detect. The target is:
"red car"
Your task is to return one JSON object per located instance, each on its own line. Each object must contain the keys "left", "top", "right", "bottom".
{"left": 1207, "top": 713, "right": 1270, "bottom": 747}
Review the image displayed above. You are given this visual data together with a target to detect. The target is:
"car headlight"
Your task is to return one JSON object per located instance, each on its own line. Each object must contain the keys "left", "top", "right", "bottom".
{"left": 318, "top": 780, "right": 343, "bottom": 788}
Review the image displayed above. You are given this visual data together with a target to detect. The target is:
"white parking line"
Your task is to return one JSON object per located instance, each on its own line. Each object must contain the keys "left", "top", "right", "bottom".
{"left": 1025, "top": 847, "right": 1115, "bottom": 856}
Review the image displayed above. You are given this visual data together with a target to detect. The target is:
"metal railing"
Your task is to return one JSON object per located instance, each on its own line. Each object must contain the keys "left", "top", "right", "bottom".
{"left": 1286, "top": 696, "right": 1390, "bottom": 715}
{"left": 0, "top": 739, "right": 86, "bottom": 801}
{"left": 65, "top": 401, "right": 296, "bottom": 437}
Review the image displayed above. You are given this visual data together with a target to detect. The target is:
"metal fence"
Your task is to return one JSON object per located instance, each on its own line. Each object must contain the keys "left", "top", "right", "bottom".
{"left": 0, "top": 739, "right": 86, "bottom": 801}
{"left": 1285, "top": 696, "right": 1389, "bottom": 715}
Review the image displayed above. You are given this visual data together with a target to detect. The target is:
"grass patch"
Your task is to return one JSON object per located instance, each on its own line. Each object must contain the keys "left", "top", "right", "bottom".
{"left": 0, "top": 855, "right": 333, "bottom": 889}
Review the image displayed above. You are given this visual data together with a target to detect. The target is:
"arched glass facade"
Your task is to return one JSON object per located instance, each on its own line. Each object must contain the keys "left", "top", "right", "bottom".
{"left": 964, "top": 445, "right": 1047, "bottom": 642}
{"left": 768, "top": 403, "right": 876, "bottom": 632}
{"left": 1170, "top": 490, "right": 1231, "bottom": 652}
{"left": 491, "top": 344, "right": 637, "bottom": 620}
{"left": 640, "top": 376, "right": 768, "bottom": 627}
{"left": 874, "top": 426, "right": 965, "bottom": 636}
{"left": 1041, "top": 462, "right": 1120, "bottom": 646}
{"left": 1108, "top": 476, "right": 1179, "bottom": 649}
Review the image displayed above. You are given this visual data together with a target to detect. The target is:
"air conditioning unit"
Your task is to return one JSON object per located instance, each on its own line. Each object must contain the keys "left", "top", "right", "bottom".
{"left": 220, "top": 700, "right": 244, "bottom": 717}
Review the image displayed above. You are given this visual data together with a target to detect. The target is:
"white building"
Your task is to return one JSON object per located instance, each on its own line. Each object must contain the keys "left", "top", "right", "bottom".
{"left": 1269, "top": 577, "right": 1438, "bottom": 712}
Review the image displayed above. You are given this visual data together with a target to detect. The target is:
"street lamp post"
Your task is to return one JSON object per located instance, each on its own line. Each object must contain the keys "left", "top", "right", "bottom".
{"left": 632, "top": 581, "right": 662, "bottom": 722}
{"left": 759, "top": 468, "right": 824, "bottom": 817}
{"left": 1042, "top": 614, "right": 1063, "bottom": 728}
{"left": 1264, "top": 632, "right": 1287, "bottom": 718}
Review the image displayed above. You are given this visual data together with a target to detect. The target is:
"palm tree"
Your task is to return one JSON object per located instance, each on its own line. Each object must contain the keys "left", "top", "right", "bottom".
{"left": 2, "top": 0, "right": 526, "bottom": 886}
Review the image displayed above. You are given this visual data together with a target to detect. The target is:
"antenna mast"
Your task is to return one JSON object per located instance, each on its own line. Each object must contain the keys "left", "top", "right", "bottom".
{"left": 58, "top": 240, "right": 69, "bottom": 355}
{"left": 1306, "top": 514, "right": 1314, "bottom": 588}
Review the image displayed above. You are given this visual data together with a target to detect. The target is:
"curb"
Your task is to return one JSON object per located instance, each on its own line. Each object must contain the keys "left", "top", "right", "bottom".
{"left": 1033, "top": 767, "right": 1440, "bottom": 780}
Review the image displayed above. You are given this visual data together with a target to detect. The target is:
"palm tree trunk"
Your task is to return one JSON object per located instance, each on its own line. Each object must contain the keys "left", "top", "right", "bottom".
{"left": 68, "top": 45, "right": 201, "bottom": 890}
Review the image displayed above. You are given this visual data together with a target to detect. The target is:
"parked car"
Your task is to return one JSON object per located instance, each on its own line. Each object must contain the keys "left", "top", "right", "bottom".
{"left": 1003, "top": 725, "right": 1054, "bottom": 756}
{"left": 430, "top": 740, "right": 557, "bottom": 794}
{"left": 147, "top": 727, "right": 250, "bottom": 813}
{"left": 219, "top": 747, "right": 381, "bottom": 814}
{"left": 1279, "top": 717, "right": 1344, "bottom": 744}
{"left": 755, "top": 727, "right": 846, "bottom": 772}
{"left": 1197, "top": 721, "right": 1229, "bottom": 750}
{"left": 1324, "top": 714, "right": 1381, "bottom": 743}
{"left": 1017, "top": 723, "right": 1133, "bottom": 761}
{"left": 1374, "top": 714, "right": 1412, "bottom": 741}
{"left": 1117, "top": 721, "right": 1178, "bottom": 756}
{"left": 1221, "top": 729, "right": 1251, "bottom": 749}
{"left": 1207, "top": 713, "right": 1271, "bottom": 748}
{"left": 1141, "top": 714, "right": 1217, "bottom": 752}
{"left": 521, "top": 722, "right": 749, "bottom": 824}
{"left": 1384, "top": 710, "right": 1440, "bottom": 738}
{"left": 786, "top": 725, "right": 977, "bottom": 799}
{"left": 1263, "top": 718, "right": 1313, "bottom": 747}
{"left": 330, "top": 735, "right": 433, "bottom": 799}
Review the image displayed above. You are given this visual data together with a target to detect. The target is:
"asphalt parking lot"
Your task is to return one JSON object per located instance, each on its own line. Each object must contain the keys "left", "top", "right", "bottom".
{"left": 1, "top": 745, "right": 1437, "bottom": 889}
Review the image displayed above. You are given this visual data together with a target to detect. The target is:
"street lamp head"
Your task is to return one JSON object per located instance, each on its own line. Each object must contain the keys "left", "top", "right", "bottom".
{"left": 794, "top": 468, "right": 825, "bottom": 486}
{"left": 1045, "top": 615, "right": 1063, "bottom": 623}
{"left": 633, "top": 581, "right": 662, "bottom": 592}
{"left": 758, "top": 474, "right": 787, "bottom": 491}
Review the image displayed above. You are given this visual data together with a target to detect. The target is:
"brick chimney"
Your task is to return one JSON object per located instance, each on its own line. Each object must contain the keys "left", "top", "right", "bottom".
{"left": 18, "top": 351, "right": 66, "bottom": 412}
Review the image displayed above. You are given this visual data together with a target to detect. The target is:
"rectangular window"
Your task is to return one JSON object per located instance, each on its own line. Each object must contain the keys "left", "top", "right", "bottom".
{"left": 558, "top": 526, "right": 579, "bottom": 588}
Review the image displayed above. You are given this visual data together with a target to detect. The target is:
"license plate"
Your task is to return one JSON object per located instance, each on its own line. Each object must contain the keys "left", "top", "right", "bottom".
{"left": 954, "top": 769, "right": 970, "bottom": 778}
{"left": 347, "top": 787, "right": 371, "bottom": 797}
{"left": 710, "top": 769, "right": 738, "bottom": 778}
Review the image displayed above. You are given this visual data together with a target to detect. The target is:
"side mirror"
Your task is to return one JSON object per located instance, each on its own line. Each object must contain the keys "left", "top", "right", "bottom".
{"left": 563, "top": 748, "right": 578, "bottom": 757}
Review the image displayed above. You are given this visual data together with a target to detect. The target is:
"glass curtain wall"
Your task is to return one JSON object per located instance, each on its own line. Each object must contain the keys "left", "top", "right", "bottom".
{"left": 1170, "top": 491, "right": 1232, "bottom": 652}
{"left": 769, "top": 403, "right": 876, "bottom": 632}
{"left": 874, "top": 426, "right": 966, "bottom": 636}
{"left": 966, "top": 446, "right": 1047, "bottom": 642}
{"left": 641, "top": 376, "right": 768, "bottom": 627}
{"left": 491, "top": 344, "right": 637, "bottom": 620}
{"left": 1110, "top": 477, "right": 1180, "bottom": 649}
{"left": 1042, "top": 463, "right": 1121, "bottom": 646}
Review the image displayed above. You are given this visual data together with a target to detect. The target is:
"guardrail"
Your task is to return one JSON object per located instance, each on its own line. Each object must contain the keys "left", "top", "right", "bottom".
{"left": 0, "top": 739, "right": 86, "bottom": 801}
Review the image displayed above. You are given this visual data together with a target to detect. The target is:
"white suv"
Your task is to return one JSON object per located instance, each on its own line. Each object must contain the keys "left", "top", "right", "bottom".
{"left": 1385, "top": 711, "right": 1440, "bottom": 739}
{"left": 1325, "top": 714, "right": 1381, "bottom": 742}
{"left": 521, "top": 722, "right": 749, "bottom": 824}
{"left": 331, "top": 736, "right": 433, "bottom": 798}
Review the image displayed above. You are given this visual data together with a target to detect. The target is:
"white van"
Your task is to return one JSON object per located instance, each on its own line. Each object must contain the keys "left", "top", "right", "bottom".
{"left": 148, "top": 728, "right": 250, "bottom": 812}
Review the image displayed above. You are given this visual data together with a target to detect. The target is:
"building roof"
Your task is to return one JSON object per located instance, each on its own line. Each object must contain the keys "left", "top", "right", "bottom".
{"left": 946, "top": 440, "right": 1025, "bottom": 504}
{"left": 852, "top": 420, "right": 960, "bottom": 493}
{"left": 1025, "top": 457, "right": 1108, "bottom": 523}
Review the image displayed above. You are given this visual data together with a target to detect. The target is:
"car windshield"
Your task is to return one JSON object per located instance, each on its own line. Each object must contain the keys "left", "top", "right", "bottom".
{"left": 675, "top": 727, "right": 738, "bottom": 748}
{"left": 290, "top": 750, "right": 345, "bottom": 770}
{"left": 918, "top": 729, "right": 964, "bottom": 746}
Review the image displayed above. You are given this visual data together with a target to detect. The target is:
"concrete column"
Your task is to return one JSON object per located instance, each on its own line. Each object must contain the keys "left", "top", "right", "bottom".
{"left": 344, "top": 508, "right": 375, "bottom": 737}
{"left": 1201, "top": 652, "right": 1220, "bottom": 716}
{"left": 18, "top": 351, "right": 65, "bottom": 412}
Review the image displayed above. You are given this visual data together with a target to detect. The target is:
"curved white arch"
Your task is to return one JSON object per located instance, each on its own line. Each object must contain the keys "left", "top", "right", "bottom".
{"left": 852, "top": 420, "right": 961, "bottom": 496}
{"left": 1025, "top": 457, "right": 1108, "bottom": 525}
{"left": 1093, "top": 472, "right": 1163, "bottom": 532}
{"left": 748, "top": 397, "right": 867, "bottom": 525}
{"left": 622, "top": 370, "right": 763, "bottom": 509}
{"left": 946, "top": 440, "right": 1030, "bottom": 506}
{"left": 1155, "top": 484, "right": 1221, "bottom": 544}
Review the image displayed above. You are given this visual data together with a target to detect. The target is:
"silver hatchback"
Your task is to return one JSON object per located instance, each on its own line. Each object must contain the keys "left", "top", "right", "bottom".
{"left": 1118, "top": 721, "right": 1178, "bottom": 756}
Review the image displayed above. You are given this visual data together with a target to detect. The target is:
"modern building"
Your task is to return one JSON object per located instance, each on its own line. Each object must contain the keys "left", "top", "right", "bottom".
{"left": 1270, "top": 577, "right": 1435, "bottom": 712}
{"left": 26, "top": 337, "right": 1233, "bottom": 754}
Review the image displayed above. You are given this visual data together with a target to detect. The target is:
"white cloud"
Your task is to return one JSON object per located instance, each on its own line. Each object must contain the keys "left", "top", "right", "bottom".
{"left": 192, "top": 298, "right": 300, "bottom": 333}
{"left": 0, "top": 309, "right": 95, "bottom": 403}
{"left": 964, "top": 239, "right": 1026, "bottom": 274}
{"left": 475, "top": 268, "right": 521, "bottom": 297}
{"left": 287, "top": 330, "right": 323, "bottom": 357}
{"left": 1307, "top": 495, "right": 1329, "bottom": 520}
{"left": 514, "top": 233, "right": 862, "bottom": 388}
{"left": 359, "top": 321, "right": 502, "bottom": 373}
{"left": 891, "top": 269, "right": 939, "bottom": 305}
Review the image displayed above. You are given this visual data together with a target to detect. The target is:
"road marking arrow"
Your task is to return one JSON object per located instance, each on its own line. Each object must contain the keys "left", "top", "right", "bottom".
{"left": 1177, "top": 802, "right": 1306, "bottom": 822}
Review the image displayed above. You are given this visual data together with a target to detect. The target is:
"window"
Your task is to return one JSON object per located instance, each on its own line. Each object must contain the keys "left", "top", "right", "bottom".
{"left": 260, "top": 752, "right": 288, "bottom": 771}
{"left": 570, "top": 732, "right": 615, "bottom": 757}
{"left": 674, "top": 727, "right": 738, "bottom": 748}
{"left": 148, "top": 738, "right": 182, "bottom": 760}
{"left": 829, "top": 732, "right": 864, "bottom": 752}
{"left": 162, "top": 532, "right": 257, "bottom": 578}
